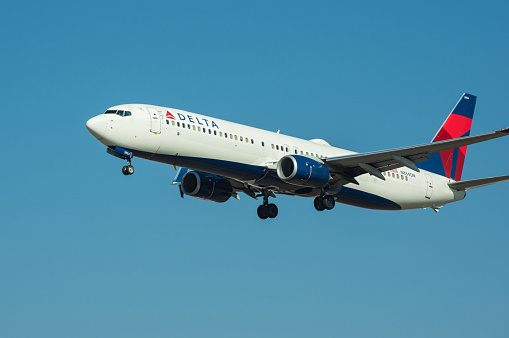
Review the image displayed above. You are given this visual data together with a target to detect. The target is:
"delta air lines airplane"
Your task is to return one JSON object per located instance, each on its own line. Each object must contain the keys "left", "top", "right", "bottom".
{"left": 86, "top": 94, "right": 509, "bottom": 219}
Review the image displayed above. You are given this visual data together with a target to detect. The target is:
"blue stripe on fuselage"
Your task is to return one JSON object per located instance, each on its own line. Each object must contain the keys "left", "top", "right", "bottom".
{"left": 130, "top": 149, "right": 401, "bottom": 209}
{"left": 132, "top": 150, "right": 267, "bottom": 181}
{"left": 332, "top": 186, "right": 401, "bottom": 210}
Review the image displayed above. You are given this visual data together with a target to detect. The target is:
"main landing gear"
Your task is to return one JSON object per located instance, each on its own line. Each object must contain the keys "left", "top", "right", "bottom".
{"left": 314, "top": 195, "right": 335, "bottom": 211}
{"left": 257, "top": 190, "right": 278, "bottom": 219}
{"left": 122, "top": 160, "right": 134, "bottom": 176}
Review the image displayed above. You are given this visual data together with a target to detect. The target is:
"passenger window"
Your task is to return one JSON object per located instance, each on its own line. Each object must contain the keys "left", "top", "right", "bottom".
{"left": 295, "top": 149, "right": 298, "bottom": 154}
{"left": 172, "top": 121, "right": 175, "bottom": 126}
{"left": 193, "top": 125, "right": 196, "bottom": 131}
{"left": 230, "top": 134, "right": 233, "bottom": 139}
{"left": 405, "top": 176, "right": 408, "bottom": 181}
{"left": 276, "top": 145, "right": 279, "bottom": 150}
{"left": 234, "top": 135, "right": 237, "bottom": 140}
{"left": 306, "top": 152, "right": 309, "bottom": 155}
{"left": 166, "top": 120, "right": 169, "bottom": 125}
{"left": 188, "top": 124, "right": 191, "bottom": 129}
{"left": 177, "top": 122, "right": 180, "bottom": 127}
{"left": 240, "top": 136, "right": 243, "bottom": 141}
{"left": 392, "top": 173, "right": 395, "bottom": 178}
{"left": 182, "top": 123, "right": 186, "bottom": 128}
{"left": 246, "top": 138, "right": 249, "bottom": 143}
{"left": 300, "top": 151, "right": 303, "bottom": 155}
{"left": 203, "top": 128, "right": 206, "bottom": 133}
{"left": 261, "top": 141, "right": 265, "bottom": 147}
{"left": 214, "top": 130, "right": 217, "bottom": 135}
{"left": 220, "top": 132, "right": 223, "bottom": 137}
{"left": 271, "top": 144, "right": 274, "bottom": 149}
{"left": 225, "top": 133, "right": 228, "bottom": 138}
{"left": 251, "top": 139, "right": 254, "bottom": 144}
{"left": 198, "top": 126, "right": 201, "bottom": 131}
{"left": 208, "top": 129, "right": 211, "bottom": 134}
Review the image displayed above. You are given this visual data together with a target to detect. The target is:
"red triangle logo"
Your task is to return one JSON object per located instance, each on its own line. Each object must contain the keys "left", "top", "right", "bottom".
{"left": 166, "top": 111, "right": 175, "bottom": 119}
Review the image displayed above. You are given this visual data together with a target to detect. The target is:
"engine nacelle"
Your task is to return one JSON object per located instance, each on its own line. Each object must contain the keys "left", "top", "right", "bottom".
{"left": 181, "top": 171, "right": 233, "bottom": 203}
{"left": 277, "top": 155, "right": 330, "bottom": 187}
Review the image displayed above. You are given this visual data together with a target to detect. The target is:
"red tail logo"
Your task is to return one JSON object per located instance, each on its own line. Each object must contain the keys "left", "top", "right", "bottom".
{"left": 166, "top": 111, "right": 175, "bottom": 119}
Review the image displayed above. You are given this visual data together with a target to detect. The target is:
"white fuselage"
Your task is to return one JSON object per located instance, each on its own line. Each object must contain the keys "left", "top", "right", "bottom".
{"left": 86, "top": 104, "right": 466, "bottom": 210}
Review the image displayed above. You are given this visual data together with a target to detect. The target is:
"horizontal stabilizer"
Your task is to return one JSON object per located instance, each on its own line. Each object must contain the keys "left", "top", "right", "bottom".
{"left": 448, "top": 175, "right": 509, "bottom": 190}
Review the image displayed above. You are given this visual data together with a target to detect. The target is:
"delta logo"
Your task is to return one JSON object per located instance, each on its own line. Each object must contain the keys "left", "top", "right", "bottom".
{"left": 165, "top": 111, "right": 219, "bottom": 129}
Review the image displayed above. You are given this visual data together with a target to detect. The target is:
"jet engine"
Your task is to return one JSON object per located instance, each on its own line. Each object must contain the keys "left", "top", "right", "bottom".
{"left": 276, "top": 155, "right": 330, "bottom": 187}
{"left": 181, "top": 171, "right": 233, "bottom": 203}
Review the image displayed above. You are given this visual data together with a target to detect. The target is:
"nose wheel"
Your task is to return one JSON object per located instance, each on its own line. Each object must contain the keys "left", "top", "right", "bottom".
{"left": 122, "top": 164, "right": 134, "bottom": 175}
{"left": 257, "top": 190, "right": 278, "bottom": 219}
{"left": 121, "top": 158, "right": 134, "bottom": 176}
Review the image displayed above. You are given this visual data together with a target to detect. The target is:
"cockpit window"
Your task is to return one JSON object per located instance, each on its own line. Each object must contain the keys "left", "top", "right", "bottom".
{"left": 104, "top": 110, "right": 132, "bottom": 117}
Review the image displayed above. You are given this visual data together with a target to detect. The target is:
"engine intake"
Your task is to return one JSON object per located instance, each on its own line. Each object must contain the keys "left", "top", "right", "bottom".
{"left": 277, "top": 155, "right": 330, "bottom": 187}
{"left": 181, "top": 171, "right": 233, "bottom": 203}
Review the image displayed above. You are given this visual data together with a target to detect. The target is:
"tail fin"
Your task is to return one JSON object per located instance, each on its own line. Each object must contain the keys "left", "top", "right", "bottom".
{"left": 418, "top": 93, "right": 476, "bottom": 181}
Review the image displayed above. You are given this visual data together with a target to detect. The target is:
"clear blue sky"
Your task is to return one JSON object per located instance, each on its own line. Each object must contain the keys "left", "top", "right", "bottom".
{"left": 2, "top": 1, "right": 509, "bottom": 337}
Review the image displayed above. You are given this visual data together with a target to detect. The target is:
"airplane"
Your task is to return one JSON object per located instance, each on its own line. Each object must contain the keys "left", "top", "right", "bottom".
{"left": 86, "top": 93, "right": 509, "bottom": 219}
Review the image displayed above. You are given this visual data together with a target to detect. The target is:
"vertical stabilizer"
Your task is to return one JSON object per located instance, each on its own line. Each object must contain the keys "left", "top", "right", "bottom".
{"left": 418, "top": 93, "right": 476, "bottom": 181}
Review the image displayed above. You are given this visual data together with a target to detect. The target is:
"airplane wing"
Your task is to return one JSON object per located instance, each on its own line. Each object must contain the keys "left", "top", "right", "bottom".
{"left": 324, "top": 127, "right": 509, "bottom": 188}
{"left": 448, "top": 175, "right": 509, "bottom": 190}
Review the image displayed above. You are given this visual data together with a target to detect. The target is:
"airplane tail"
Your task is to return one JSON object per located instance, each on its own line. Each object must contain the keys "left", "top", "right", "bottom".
{"left": 418, "top": 93, "right": 476, "bottom": 181}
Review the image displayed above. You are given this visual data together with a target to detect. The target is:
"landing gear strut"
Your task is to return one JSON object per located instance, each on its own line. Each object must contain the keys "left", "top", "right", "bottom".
{"left": 106, "top": 147, "right": 135, "bottom": 176}
{"left": 257, "top": 190, "right": 278, "bottom": 219}
{"left": 314, "top": 195, "right": 335, "bottom": 211}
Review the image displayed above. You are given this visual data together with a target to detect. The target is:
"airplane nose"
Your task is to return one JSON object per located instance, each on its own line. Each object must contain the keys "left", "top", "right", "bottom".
{"left": 86, "top": 115, "right": 107, "bottom": 140}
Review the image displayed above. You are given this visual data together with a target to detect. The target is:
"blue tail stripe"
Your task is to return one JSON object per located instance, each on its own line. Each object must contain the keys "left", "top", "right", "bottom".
{"left": 452, "top": 93, "right": 476, "bottom": 119}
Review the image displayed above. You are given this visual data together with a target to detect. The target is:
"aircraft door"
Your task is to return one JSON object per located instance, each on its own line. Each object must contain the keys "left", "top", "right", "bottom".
{"left": 424, "top": 174, "right": 433, "bottom": 199}
{"left": 147, "top": 107, "right": 161, "bottom": 134}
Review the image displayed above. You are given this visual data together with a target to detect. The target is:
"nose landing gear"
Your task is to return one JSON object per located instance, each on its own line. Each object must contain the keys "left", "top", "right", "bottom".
{"left": 122, "top": 162, "right": 134, "bottom": 175}
{"left": 106, "top": 147, "right": 135, "bottom": 176}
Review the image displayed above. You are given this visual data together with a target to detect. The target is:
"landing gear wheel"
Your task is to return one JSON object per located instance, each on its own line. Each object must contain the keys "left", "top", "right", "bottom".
{"left": 314, "top": 197, "right": 325, "bottom": 211}
{"left": 122, "top": 165, "right": 134, "bottom": 175}
{"left": 257, "top": 205, "right": 268, "bottom": 219}
{"left": 266, "top": 203, "right": 278, "bottom": 218}
{"left": 257, "top": 190, "right": 278, "bottom": 219}
{"left": 323, "top": 196, "right": 335, "bottom": 210}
